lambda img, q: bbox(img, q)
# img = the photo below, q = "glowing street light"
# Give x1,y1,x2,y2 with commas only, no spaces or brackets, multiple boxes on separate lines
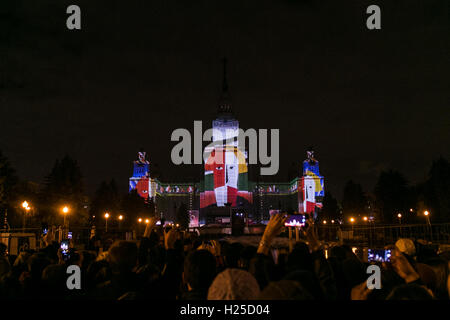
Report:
138,218,142,223
118,215,123,221
424,210,431,226
331,220,335,224
349,217,355,233
145,219,150,224
22,201,30,210
323,220,327,224
363,216,368,222
21,201,31,232
104,213,110,232
61,206,70,228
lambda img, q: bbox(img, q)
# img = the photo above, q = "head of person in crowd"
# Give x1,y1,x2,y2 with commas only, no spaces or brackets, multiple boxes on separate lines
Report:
0,243,11,280
386,283,434,300
239,245,257,270
208,268,260,300
79,250,96,272
423,257,449,299
447,264,450,298
183,249,217,299
286,242,314,274
27,253,51,282
283,270,324,299
183,239,193,253
13,250,32,269
415,262,437,294
416,242,439,263
395,238,416,257
0,243,7,257
222,242,244,269
259,280,314,300
249,252,277,290
108,241,138,274
330,245,358,262
341,256,367,290
41,264,67,298
395,238,419,266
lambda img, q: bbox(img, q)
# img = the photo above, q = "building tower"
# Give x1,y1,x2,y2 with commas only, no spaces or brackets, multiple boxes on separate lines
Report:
129,150,152,199
200,59,252,211
298,148,325,217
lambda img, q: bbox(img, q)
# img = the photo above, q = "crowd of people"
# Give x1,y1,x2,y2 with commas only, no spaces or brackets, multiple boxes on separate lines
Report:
0,213,449,300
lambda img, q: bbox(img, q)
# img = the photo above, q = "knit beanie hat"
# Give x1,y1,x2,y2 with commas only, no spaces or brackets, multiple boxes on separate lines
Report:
207,268,260,300
395,238,416,256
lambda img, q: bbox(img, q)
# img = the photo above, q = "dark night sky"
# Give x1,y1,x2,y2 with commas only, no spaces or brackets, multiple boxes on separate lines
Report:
1,0,449,200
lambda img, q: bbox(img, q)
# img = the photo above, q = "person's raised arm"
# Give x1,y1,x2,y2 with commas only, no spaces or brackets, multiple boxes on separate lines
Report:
390,249,420,284
143,217,158,238
257,213,287,256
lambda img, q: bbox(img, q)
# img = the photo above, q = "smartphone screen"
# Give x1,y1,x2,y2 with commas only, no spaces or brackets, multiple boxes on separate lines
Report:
368,249,391,262
60,241,70,261
284,214,306,227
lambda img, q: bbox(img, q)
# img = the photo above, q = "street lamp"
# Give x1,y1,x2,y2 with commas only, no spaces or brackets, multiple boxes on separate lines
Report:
397,213,402,223
61,206,70,226
138,218,142,223
118,215,123,231
423,210,431,225
323,220,327,224
423,210,432,240
104,213,110,232
22,201,31,232
350,217,355,234
363,216,368,222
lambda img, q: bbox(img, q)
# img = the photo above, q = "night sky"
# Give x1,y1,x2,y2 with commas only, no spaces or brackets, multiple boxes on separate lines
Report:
1,0,449,199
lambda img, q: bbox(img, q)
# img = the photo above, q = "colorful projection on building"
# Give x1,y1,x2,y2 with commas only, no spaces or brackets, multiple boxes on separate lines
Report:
298,149,324,214
129,151,152,199
200,145,252,208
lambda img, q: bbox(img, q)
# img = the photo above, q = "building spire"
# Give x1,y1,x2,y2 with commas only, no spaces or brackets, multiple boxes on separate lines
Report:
222,57,229,92
218,57,233,116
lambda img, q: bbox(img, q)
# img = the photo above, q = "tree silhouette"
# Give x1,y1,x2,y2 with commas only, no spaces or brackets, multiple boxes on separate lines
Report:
0,150,18,210
342,180,367,220
90,179,121,227
374,170,410,224
39,155,87,226
424,157,450,222
321,191,340,221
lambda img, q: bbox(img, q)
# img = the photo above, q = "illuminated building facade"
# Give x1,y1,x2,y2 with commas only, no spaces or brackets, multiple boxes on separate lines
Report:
129,61,325,225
